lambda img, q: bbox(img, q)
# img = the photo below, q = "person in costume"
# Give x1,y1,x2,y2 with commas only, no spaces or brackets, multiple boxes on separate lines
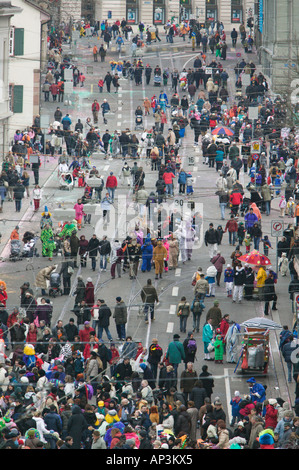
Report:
40,224,55,260
40,206,53,230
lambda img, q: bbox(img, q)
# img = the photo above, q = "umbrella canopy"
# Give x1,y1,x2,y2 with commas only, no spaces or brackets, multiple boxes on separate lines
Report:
241,317,282,330
211,126,235,136
238,250,271,266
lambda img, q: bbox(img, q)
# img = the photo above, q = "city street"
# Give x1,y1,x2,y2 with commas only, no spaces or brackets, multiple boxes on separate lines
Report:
0,29,296,430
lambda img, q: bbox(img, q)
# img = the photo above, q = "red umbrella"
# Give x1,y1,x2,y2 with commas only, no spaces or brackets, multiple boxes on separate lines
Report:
211,126,235,136
238,249,271,266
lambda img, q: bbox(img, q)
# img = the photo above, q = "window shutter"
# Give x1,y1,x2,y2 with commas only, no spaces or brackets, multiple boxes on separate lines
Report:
14,28,24,56
13,85,23,113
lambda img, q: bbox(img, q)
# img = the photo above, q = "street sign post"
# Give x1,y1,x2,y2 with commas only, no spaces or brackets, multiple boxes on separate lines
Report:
271,220,284,277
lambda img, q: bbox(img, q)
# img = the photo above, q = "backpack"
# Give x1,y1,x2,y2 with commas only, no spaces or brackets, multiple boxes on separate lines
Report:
191,299,202,314
186,339,197,353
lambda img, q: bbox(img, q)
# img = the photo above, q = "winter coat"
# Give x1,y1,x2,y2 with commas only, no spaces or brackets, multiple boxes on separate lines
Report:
98,304,112,327
166,339,185,364
67,405,88,449
190,385,207,410
265,404,278,429
175,411,191,435
113,301,127,325
206,307,222,328
35,266,56,289
180,369,198,392
211,254,226,272
84,282,95,307
74,279,86,304
230,396,242,417
234,266,246,285
202,322,214,343
205,228,219,245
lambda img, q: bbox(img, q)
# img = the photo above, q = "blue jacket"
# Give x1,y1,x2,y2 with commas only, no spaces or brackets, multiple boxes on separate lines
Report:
44,411,62,433
230,396,242,417
224,268,234,282
202,323,214,343
244,212,258,228
178,171,187,184
249,382,266,403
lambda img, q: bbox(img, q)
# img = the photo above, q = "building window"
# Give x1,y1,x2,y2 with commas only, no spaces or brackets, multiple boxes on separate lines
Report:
12,85,23,113
14,28,24,56
206,0,217,22
9,28,14,56
154,0,165,24
180,0,191,21
231,0,242,23
127,0,138,24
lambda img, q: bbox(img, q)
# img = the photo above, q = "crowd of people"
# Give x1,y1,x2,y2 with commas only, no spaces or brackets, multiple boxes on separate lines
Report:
1,13,299,451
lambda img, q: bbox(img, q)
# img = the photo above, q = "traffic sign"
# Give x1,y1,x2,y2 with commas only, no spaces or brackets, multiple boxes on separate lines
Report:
236,52,241,57
296,294,299,305
271,220,284,237
250,140,261,154
252,153,259,161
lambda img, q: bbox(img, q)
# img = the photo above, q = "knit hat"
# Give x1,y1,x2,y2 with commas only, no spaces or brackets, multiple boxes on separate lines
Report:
139,363,146,370
116,297,122,302
98,401,105,407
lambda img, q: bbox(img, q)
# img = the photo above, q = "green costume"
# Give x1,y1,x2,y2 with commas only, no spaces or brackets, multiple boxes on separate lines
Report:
214,335,224,362
40,213,53,230
40,227,55,258
58,221,77,238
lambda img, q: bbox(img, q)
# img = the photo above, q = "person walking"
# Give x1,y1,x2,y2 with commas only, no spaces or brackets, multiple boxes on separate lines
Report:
148,338,163,380
98,299,113,341
204,223,219,260
91,100,100,124
141,279,159,324
177,296,191,334
165,334,185,380
113,297,127,341
211,251,226,286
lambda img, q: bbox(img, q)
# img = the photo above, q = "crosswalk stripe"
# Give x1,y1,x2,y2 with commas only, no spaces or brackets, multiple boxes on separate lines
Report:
175,268,181,276
169,305,176,315
166,322,174,333
172,286,179,296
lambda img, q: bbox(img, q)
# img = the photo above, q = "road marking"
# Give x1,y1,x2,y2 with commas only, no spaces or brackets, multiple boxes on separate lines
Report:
193,166,198,172
175,268,181,276
103,165,109,171
117,122,122,127
169,305,176,315
172,286,179,296
118,114,122,119
224,368,233,424
166,322,174,333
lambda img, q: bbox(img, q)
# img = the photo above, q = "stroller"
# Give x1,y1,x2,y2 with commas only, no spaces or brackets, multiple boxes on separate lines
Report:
59,172,74,190
49,272,62,297
154,75,162,87
22,237,39,258
10,240,22,261
135,115,144,130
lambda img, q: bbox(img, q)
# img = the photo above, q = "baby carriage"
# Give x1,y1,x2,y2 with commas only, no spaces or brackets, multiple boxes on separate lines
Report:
22,237,39,258
59,172,74,190
135,115,144,130
10,240,22,261
49,272,62,297
154,75,162,87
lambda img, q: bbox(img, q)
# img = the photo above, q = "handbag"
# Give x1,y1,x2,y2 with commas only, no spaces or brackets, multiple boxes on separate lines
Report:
68,266,74,275
207,339,215,352
177,309,182,317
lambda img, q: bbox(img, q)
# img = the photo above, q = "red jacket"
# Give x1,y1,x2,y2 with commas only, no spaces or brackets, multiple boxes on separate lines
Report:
264,404,278,429
225,219,238,232
26,329,37,344
163,172,175,185
79,326,95,344
0,290,7,307
7,312,18,328
106,175,118,188
92,102,100,112
229,192,243,206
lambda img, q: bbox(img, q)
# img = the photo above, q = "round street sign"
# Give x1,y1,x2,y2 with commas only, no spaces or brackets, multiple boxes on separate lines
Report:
296,294,299,305
236,52,241,57
252,154,259,160
271,220,284,237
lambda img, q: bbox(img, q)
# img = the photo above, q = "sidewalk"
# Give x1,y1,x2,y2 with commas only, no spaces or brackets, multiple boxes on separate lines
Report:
0,155,58,260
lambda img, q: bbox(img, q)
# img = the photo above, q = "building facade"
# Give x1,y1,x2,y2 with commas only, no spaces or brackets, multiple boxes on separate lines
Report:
8,0,50,139
255,0,299,98
0,1,22,156
87,0,255,32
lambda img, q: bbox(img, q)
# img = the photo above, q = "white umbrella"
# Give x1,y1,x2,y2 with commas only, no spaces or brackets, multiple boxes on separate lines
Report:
240,317,282,330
